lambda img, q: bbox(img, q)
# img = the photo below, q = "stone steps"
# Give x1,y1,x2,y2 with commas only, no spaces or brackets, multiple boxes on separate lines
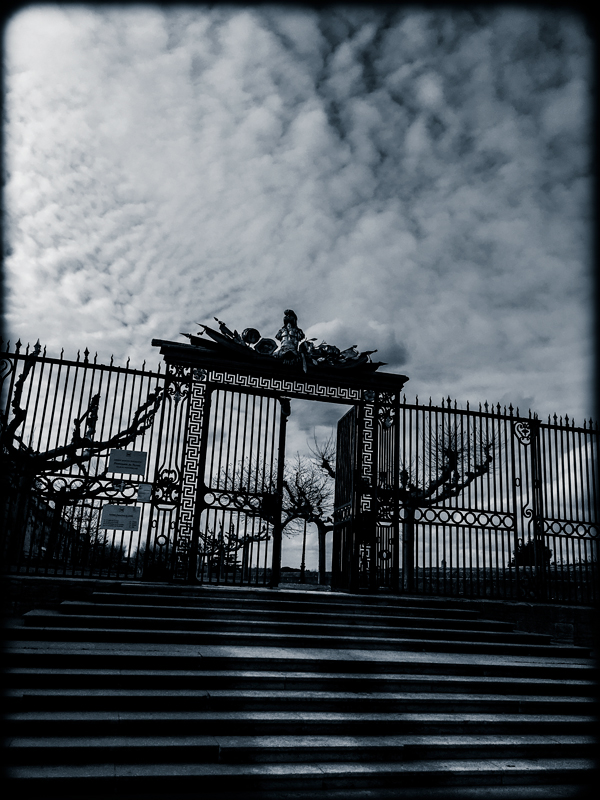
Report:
5,644,591,679
8,710,597,739
4,582,596,797
8,734,596,765
89,590,487,621
59,597,515,631
8,688,594,715
5,667,594,695
23,606,546,643
7,758,596,795
15,618,586,657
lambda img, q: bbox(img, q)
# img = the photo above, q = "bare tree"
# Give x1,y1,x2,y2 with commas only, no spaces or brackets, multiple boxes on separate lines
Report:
1,343,164,564
197,519,271,582
281,453,334,583
309,423,495,591
397,424,496,590
308,431,336,480
214,450,334,584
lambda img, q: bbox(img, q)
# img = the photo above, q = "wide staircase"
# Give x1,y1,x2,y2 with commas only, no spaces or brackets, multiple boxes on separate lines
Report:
4,583,598,798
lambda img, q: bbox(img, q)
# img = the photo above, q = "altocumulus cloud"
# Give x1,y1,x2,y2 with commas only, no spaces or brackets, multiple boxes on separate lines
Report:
3,4,594,425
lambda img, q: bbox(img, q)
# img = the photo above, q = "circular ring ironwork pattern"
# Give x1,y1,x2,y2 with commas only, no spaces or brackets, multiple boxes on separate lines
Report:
545,519,597,538
204,490,262,513
413,506,514,530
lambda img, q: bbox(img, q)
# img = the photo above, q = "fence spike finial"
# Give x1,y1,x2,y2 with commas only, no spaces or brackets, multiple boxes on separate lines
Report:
25,342,30,355
94,352,98,364
497,403,501,414
553,413,558,424
60,348,64,360
516,407,520,417
454,399,457,409
509,403,513,415
83,347,89,364
76,350,80,362
484,400,488,412
15,339,22,354
126,357,130,368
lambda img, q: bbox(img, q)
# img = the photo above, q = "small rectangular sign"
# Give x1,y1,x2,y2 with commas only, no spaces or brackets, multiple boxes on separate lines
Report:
108,449,147,475
137,483,153,502
100,505,141,531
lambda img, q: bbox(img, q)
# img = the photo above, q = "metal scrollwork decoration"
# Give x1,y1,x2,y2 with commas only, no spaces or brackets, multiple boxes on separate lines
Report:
378,392,396,428
153,468,180,505
35,473,139,503
166,364,192,406
182,310,385,375
514,421,531,446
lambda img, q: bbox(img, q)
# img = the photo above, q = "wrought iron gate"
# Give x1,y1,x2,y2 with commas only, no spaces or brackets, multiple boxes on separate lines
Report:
152,320,408,589
332,392,403,593
191,387,289,586
334,396,598,603
4,321,594,602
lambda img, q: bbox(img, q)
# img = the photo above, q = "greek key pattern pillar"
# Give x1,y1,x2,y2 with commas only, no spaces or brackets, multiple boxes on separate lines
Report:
175,369,207,579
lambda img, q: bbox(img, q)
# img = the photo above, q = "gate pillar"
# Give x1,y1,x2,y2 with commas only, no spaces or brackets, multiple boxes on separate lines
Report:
269,398,290,588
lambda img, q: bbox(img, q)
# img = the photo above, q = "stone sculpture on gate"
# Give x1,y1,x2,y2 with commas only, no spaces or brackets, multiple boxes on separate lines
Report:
182,309,384,374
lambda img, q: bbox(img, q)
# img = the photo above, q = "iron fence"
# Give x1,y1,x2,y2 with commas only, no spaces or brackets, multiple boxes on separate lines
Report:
1,340,167,579
376,398,598,604
1,338,597,604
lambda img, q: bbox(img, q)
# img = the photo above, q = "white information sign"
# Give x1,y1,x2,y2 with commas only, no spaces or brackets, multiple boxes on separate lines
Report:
137,483,153,502
108,449,147,475
100,505,141,531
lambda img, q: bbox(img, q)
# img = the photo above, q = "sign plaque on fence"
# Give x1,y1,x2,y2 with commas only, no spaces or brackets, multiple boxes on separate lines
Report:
137,483,153,502
108,449,147,475
100,505,141,531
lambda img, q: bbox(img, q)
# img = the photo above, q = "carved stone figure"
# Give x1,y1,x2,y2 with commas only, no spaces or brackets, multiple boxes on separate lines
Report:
275,309,304,366
183,310,385,374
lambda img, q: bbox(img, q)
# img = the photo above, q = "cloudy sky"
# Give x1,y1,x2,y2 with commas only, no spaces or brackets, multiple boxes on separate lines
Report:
3,3,594,541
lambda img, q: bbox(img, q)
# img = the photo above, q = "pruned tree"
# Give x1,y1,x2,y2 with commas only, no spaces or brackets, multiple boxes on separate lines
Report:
1,342,164,564
196,519,270,581
310,422,496,590
215,449,335,584
308,431,336,480
281,453,334,583
397,424,496,590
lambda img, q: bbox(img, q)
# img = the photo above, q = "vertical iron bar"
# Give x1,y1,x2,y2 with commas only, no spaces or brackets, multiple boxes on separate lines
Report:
269,398,288,588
